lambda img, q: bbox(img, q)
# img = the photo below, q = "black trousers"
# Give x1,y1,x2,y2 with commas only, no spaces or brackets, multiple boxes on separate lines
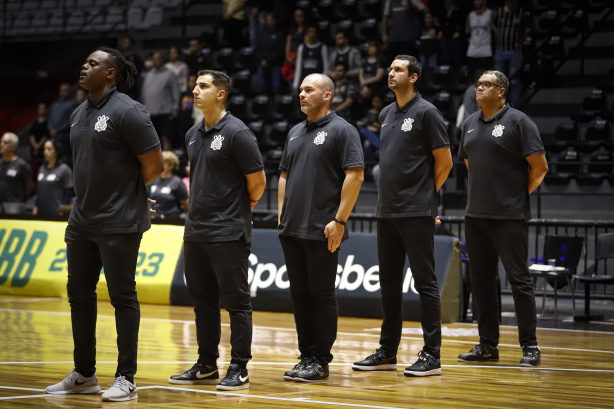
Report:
465,217,537,347
65,225,142,379
279,235,339,365
377,217,442,359
183,239,252,367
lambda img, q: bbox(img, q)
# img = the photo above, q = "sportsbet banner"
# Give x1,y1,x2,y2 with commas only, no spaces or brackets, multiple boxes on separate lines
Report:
0,220,184,304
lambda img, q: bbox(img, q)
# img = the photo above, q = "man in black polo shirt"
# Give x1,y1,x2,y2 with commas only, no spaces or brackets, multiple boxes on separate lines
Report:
169,70,266,391
457,70,548,367
46,47,164,402
0,132,33,213
279,73,364,382
353,55,452,377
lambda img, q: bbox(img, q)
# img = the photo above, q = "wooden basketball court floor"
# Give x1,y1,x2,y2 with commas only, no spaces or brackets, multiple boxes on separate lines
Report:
0,295,612,408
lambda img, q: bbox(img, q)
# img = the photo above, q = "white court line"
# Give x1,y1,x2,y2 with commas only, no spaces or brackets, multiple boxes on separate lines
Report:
0,386,45,392
1,308,613,355
0,361,612,373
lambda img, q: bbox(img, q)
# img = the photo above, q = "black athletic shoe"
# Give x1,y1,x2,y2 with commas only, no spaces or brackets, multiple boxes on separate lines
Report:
352,348,398,371
404,351,441,377
457,344,499,362
520,346,541,367
283,357,311,380
169,363,219,385
293,359,329,382
216,364,249,390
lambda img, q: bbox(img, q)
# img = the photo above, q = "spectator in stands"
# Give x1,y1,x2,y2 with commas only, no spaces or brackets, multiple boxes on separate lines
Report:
166,45,190,92
284,8,307,82
179,75,198,139
358,94,384,162
147,151,189,219
353,55,452,378
34,139,73,216
419,11,443,70
466,0,495,80
278,73,364,382
439,0,466,79
457,70,547,368
293,25,329,94
45,46,163,402
359,41,386,98
330,63,357,122
48,82,78,163
494,0,530,107
382,0,427,62
120,36,144,100
142,51,180,150
0,132,34,213
185,38,214,76
222,0,248,48
328,30,362,81
254,12,285,98
247,0,272,48
29,102,50,179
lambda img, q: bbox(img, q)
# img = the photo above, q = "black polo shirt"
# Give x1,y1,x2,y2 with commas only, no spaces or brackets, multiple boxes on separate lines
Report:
0,157,32,207
68,87,161,234
147,174,188,218
278,111,364,241
377,94,450,218
35,162,73,215
184,113,264,243
458,105,544,220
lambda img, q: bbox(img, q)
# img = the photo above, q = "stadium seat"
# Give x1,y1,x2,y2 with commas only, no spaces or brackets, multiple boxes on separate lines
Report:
357,0,380,19
139,6,162,29
269,119,291,146
562,9,588,38
432,90,454,120
6,0,22,12
572,89,607,122
545,147,582,184
251,95,271,120
227,94,247,119
576,148,613,185
537,9,560,34
552,120,579,149
580,118,611,150
23,0,40,11
127,7,142,29
236,47,254,71
40,0,57,9
232,69,251,95
47,9,63,33
247,119,266,142
95,0,113,7
431,65,453,90
30,11,49,35
76,0,95,8
83,8,104,32
542,35,565,59
130,0,152,7
66,10,85,33
274,94,300,120
215,47,234,72
354,18,378,42
10,12,31,36
105,7,126,30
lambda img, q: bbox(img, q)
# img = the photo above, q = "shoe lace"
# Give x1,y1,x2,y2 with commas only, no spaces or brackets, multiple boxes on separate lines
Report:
64,369,79,383
523,346,539,358
417,350,429,361
187,363,202,374
112,375,129,388
225,365,242,378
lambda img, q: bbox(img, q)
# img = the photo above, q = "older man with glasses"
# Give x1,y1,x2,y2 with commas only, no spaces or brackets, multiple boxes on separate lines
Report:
456,70,548,367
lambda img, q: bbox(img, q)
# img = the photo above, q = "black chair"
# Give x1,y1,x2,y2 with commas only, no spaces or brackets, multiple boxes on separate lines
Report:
573,233,614,321
529,235,583,320
572,89,608,122
576,148,612,185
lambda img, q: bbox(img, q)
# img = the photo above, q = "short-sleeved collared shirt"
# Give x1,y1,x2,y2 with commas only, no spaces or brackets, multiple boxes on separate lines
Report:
35,163,73,215
279,111,364,241
377,94,450,218
184,113,264,243
0,157,32,207
68,87,161,234
147,174,188,218
458,105,545,220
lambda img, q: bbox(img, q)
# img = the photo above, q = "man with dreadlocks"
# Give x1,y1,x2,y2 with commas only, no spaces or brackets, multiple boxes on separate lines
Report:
46,47,164,402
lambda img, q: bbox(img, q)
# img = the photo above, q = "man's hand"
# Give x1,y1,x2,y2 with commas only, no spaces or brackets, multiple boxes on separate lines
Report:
435,216,441,225
148,198,156,215
324,220,344,253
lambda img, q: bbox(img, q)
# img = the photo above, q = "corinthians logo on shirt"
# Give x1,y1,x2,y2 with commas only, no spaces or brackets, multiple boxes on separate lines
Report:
94,115,109,132
492,124,505,137
314,131,327,145
211,134,224,150
401,117,414,132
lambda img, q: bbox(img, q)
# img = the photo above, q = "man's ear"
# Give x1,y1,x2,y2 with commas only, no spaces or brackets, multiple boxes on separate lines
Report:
409,73,418,84
107,67,116,81
217,89,227,101
323,90,332,102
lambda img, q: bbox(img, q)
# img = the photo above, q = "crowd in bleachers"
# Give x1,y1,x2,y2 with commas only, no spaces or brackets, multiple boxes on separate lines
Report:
2,0,613,216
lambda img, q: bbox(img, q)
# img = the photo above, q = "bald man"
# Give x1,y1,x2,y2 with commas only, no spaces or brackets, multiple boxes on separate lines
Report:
278,73,364,382
0,132,33,212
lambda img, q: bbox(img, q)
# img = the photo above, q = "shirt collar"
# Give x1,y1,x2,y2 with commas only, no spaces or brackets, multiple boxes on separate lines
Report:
306,111,336,130
395,93,421,113
479,104,510,123
199,112,232,135
87,87,117,109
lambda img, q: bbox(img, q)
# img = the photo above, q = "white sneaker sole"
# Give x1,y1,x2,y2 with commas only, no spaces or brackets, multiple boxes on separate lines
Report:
168,378,219,385
216,382,249,391
352,364,398,371
404,368,442,377
292,377,329,383
101,392,138,402
46,385,102,395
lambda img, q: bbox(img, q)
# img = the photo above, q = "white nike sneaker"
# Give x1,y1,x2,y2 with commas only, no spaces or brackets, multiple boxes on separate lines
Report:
46,369,101,395
101,375,138,401
216,364,249,390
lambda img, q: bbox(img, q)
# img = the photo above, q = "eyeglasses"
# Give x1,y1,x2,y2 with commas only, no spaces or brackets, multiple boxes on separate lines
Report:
474,81,504,90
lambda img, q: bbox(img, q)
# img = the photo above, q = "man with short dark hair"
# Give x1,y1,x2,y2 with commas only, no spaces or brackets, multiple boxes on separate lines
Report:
169,69,266,391
328,30,361,80
457,70,547,367
279,73,364,382
185,38,214,76
330,63,357,122
293,25,329,94
46,47,164,402
48,82,78,160
0,132,33,213
353,55,452,377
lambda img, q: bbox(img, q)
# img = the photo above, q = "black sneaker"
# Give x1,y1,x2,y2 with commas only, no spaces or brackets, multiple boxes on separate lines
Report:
457,344,499,362
169,363,219,385
216,364,249,390
283,357,311,380
352,348,398,371
293,359,329,382
520,346,541,367
404,350,441,377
